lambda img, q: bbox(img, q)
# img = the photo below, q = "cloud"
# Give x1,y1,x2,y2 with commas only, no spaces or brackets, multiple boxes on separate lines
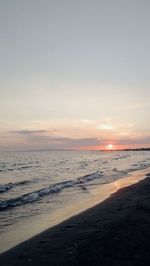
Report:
5,127,150,150
65,137,100,146
10,130,48,134
117,136,150,145
11,128,102,148
80,119,96,124
27,135,101,146
9,128,102,148
10,129,58,135
97,124,115,130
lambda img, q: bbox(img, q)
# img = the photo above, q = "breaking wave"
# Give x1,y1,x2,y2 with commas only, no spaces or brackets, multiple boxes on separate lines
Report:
113,154,131,160
0,165,32,172
0,171,103,211
0,180,30,193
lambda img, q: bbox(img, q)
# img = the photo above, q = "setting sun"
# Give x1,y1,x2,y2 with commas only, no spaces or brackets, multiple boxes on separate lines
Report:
107,144,114,150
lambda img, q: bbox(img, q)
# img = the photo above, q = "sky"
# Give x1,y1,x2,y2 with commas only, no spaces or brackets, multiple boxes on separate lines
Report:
0,0,150,151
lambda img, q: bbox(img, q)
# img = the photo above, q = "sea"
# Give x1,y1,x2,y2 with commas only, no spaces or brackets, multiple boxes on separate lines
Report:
0,150,150,252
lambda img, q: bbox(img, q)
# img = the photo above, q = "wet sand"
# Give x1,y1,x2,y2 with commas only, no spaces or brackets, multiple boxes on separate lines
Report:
1,171,150,265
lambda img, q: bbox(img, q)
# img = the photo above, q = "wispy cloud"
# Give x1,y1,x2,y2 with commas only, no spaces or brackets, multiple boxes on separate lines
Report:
97,124,115,130
8,129,101,149
80,119,96,124
10,130,48,134
23,135,101,147
0,117,149,150
117,136,150,145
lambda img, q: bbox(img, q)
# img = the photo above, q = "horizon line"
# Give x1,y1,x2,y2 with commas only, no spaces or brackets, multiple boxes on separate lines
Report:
1,147,150,153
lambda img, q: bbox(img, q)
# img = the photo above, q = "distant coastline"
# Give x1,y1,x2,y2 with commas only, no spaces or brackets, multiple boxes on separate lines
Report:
100,148,150,152
1,148,150,153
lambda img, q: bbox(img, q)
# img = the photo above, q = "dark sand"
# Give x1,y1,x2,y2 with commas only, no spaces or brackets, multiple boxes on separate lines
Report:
1,173,150,266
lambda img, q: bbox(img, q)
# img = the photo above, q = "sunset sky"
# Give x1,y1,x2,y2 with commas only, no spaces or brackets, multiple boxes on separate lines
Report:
0,0,150,151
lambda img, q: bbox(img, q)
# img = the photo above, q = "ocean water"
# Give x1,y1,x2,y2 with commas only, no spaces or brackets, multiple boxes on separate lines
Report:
0,150,150,251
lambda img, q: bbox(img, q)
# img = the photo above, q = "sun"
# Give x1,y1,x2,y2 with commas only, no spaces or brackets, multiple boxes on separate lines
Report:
106,144,114,150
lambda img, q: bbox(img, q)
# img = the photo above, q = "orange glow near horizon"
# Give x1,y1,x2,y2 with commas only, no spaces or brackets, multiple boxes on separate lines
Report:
106,144,114,150
77,144,131,151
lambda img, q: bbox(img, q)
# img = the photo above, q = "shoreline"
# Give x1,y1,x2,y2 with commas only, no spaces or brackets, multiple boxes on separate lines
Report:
0,168,149,254
0,168,150,264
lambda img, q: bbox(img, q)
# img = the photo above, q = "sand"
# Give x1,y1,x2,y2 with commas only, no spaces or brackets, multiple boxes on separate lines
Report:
1,170,150,265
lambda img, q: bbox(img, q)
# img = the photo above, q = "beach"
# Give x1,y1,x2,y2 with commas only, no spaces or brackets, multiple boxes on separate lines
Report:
1,170,150,266
1,150,150,254
1,1,150,265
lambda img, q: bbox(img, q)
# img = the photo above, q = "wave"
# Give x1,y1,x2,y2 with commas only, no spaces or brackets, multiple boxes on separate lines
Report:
0,180,30,193
0,171,103,211
113,155,131,160
130,162,150,169
0,183,13,193
0,165,32,172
